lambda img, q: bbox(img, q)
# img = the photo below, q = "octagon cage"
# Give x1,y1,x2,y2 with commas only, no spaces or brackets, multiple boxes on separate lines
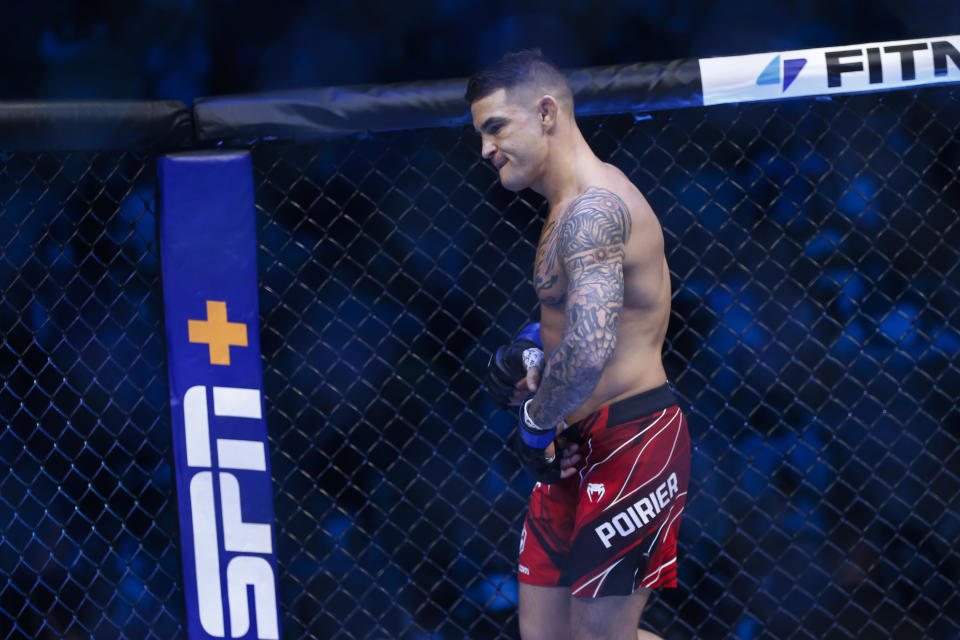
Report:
1,52,958,640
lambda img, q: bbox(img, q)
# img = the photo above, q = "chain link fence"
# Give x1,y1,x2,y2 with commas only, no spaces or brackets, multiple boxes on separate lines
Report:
2,85,959,639
0,151,180,638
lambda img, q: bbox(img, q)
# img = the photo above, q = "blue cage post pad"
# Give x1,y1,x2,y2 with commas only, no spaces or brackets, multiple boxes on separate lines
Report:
159,152,282,640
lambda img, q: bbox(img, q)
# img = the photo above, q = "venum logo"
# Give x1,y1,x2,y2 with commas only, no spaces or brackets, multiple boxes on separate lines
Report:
586,483,606,503
185,385,279,639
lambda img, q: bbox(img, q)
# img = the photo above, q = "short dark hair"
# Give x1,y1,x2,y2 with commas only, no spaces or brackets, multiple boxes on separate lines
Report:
465,49,573,108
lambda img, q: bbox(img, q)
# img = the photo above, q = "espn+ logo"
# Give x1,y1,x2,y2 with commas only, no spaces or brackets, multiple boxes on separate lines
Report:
184,385,279,640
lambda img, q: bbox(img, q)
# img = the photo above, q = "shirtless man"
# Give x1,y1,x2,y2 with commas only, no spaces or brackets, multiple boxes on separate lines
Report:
468,51,691,640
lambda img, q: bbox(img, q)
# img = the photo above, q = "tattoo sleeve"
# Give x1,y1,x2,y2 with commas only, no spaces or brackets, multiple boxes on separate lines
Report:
527,187,631,428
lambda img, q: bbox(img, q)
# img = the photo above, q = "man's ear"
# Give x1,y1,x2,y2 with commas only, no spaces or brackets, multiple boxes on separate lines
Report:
537,95,560,131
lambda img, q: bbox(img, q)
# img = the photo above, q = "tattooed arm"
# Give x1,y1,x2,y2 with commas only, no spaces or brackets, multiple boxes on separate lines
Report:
526,188,631,429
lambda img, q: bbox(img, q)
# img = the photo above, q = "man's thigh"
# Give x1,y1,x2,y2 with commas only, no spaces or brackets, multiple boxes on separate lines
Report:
518,583,571,640
569,588,652,640
519,584,655,640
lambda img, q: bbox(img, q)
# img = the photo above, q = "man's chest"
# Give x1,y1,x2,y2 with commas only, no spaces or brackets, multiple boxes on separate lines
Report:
533,218,567,307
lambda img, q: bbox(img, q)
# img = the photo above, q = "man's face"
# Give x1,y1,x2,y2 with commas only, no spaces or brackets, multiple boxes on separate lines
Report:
470,88,547,192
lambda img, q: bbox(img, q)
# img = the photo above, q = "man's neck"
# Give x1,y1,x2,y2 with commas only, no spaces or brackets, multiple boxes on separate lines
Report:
534,128,597,207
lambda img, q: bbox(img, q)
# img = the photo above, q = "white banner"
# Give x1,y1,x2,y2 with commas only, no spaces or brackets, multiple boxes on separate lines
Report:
699,36,960,106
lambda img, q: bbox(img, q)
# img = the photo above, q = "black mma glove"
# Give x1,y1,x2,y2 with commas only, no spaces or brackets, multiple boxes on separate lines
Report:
514,427,562,484
514,399,561,484
485,323,543,408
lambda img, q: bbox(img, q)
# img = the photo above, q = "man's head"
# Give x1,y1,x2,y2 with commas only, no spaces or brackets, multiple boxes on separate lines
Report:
466,50,574,192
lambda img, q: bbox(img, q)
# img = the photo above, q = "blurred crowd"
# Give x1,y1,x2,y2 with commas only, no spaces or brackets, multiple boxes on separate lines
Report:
2,0,956,102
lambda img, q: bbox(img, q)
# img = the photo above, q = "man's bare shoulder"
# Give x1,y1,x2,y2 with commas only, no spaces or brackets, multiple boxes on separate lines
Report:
599,164,657,224
556,186,632,260
561,164,655,221
602,167,663,251
557,172,660,263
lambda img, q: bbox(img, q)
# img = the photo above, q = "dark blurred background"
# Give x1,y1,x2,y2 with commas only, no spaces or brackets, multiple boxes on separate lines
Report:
2,4,960,640
3,0,959,102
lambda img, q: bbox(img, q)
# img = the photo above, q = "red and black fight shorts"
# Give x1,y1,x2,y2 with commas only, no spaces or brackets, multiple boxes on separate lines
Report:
518,384,690,598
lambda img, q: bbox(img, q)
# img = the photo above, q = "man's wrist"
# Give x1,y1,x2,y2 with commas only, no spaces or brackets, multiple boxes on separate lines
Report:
521,400,552,432
519,400,557,448
525,398,556,431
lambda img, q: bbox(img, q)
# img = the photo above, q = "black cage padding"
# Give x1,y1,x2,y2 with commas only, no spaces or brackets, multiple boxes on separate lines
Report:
0,101,192,151
193,58,702,142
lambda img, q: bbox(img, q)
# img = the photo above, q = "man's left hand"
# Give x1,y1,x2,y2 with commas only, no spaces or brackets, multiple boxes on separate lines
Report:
514,436,581,483
515,400,582,482
551,437,581,480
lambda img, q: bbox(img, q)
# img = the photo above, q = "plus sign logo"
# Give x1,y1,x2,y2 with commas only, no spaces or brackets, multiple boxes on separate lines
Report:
189,300,249,365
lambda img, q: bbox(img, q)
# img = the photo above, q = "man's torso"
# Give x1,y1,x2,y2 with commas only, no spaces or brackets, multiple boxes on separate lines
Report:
534,163,671,424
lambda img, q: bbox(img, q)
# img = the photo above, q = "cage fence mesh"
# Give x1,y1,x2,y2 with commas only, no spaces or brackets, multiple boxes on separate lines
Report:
1,85,959,640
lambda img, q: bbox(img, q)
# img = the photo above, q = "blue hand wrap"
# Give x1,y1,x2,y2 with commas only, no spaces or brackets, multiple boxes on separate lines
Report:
520,426,557,449
519,400,556,448
515,322,542,348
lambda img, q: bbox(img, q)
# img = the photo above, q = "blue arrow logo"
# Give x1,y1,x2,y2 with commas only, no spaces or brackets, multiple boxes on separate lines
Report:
782,58,806,90
756,55,808,91
757,55,781,86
